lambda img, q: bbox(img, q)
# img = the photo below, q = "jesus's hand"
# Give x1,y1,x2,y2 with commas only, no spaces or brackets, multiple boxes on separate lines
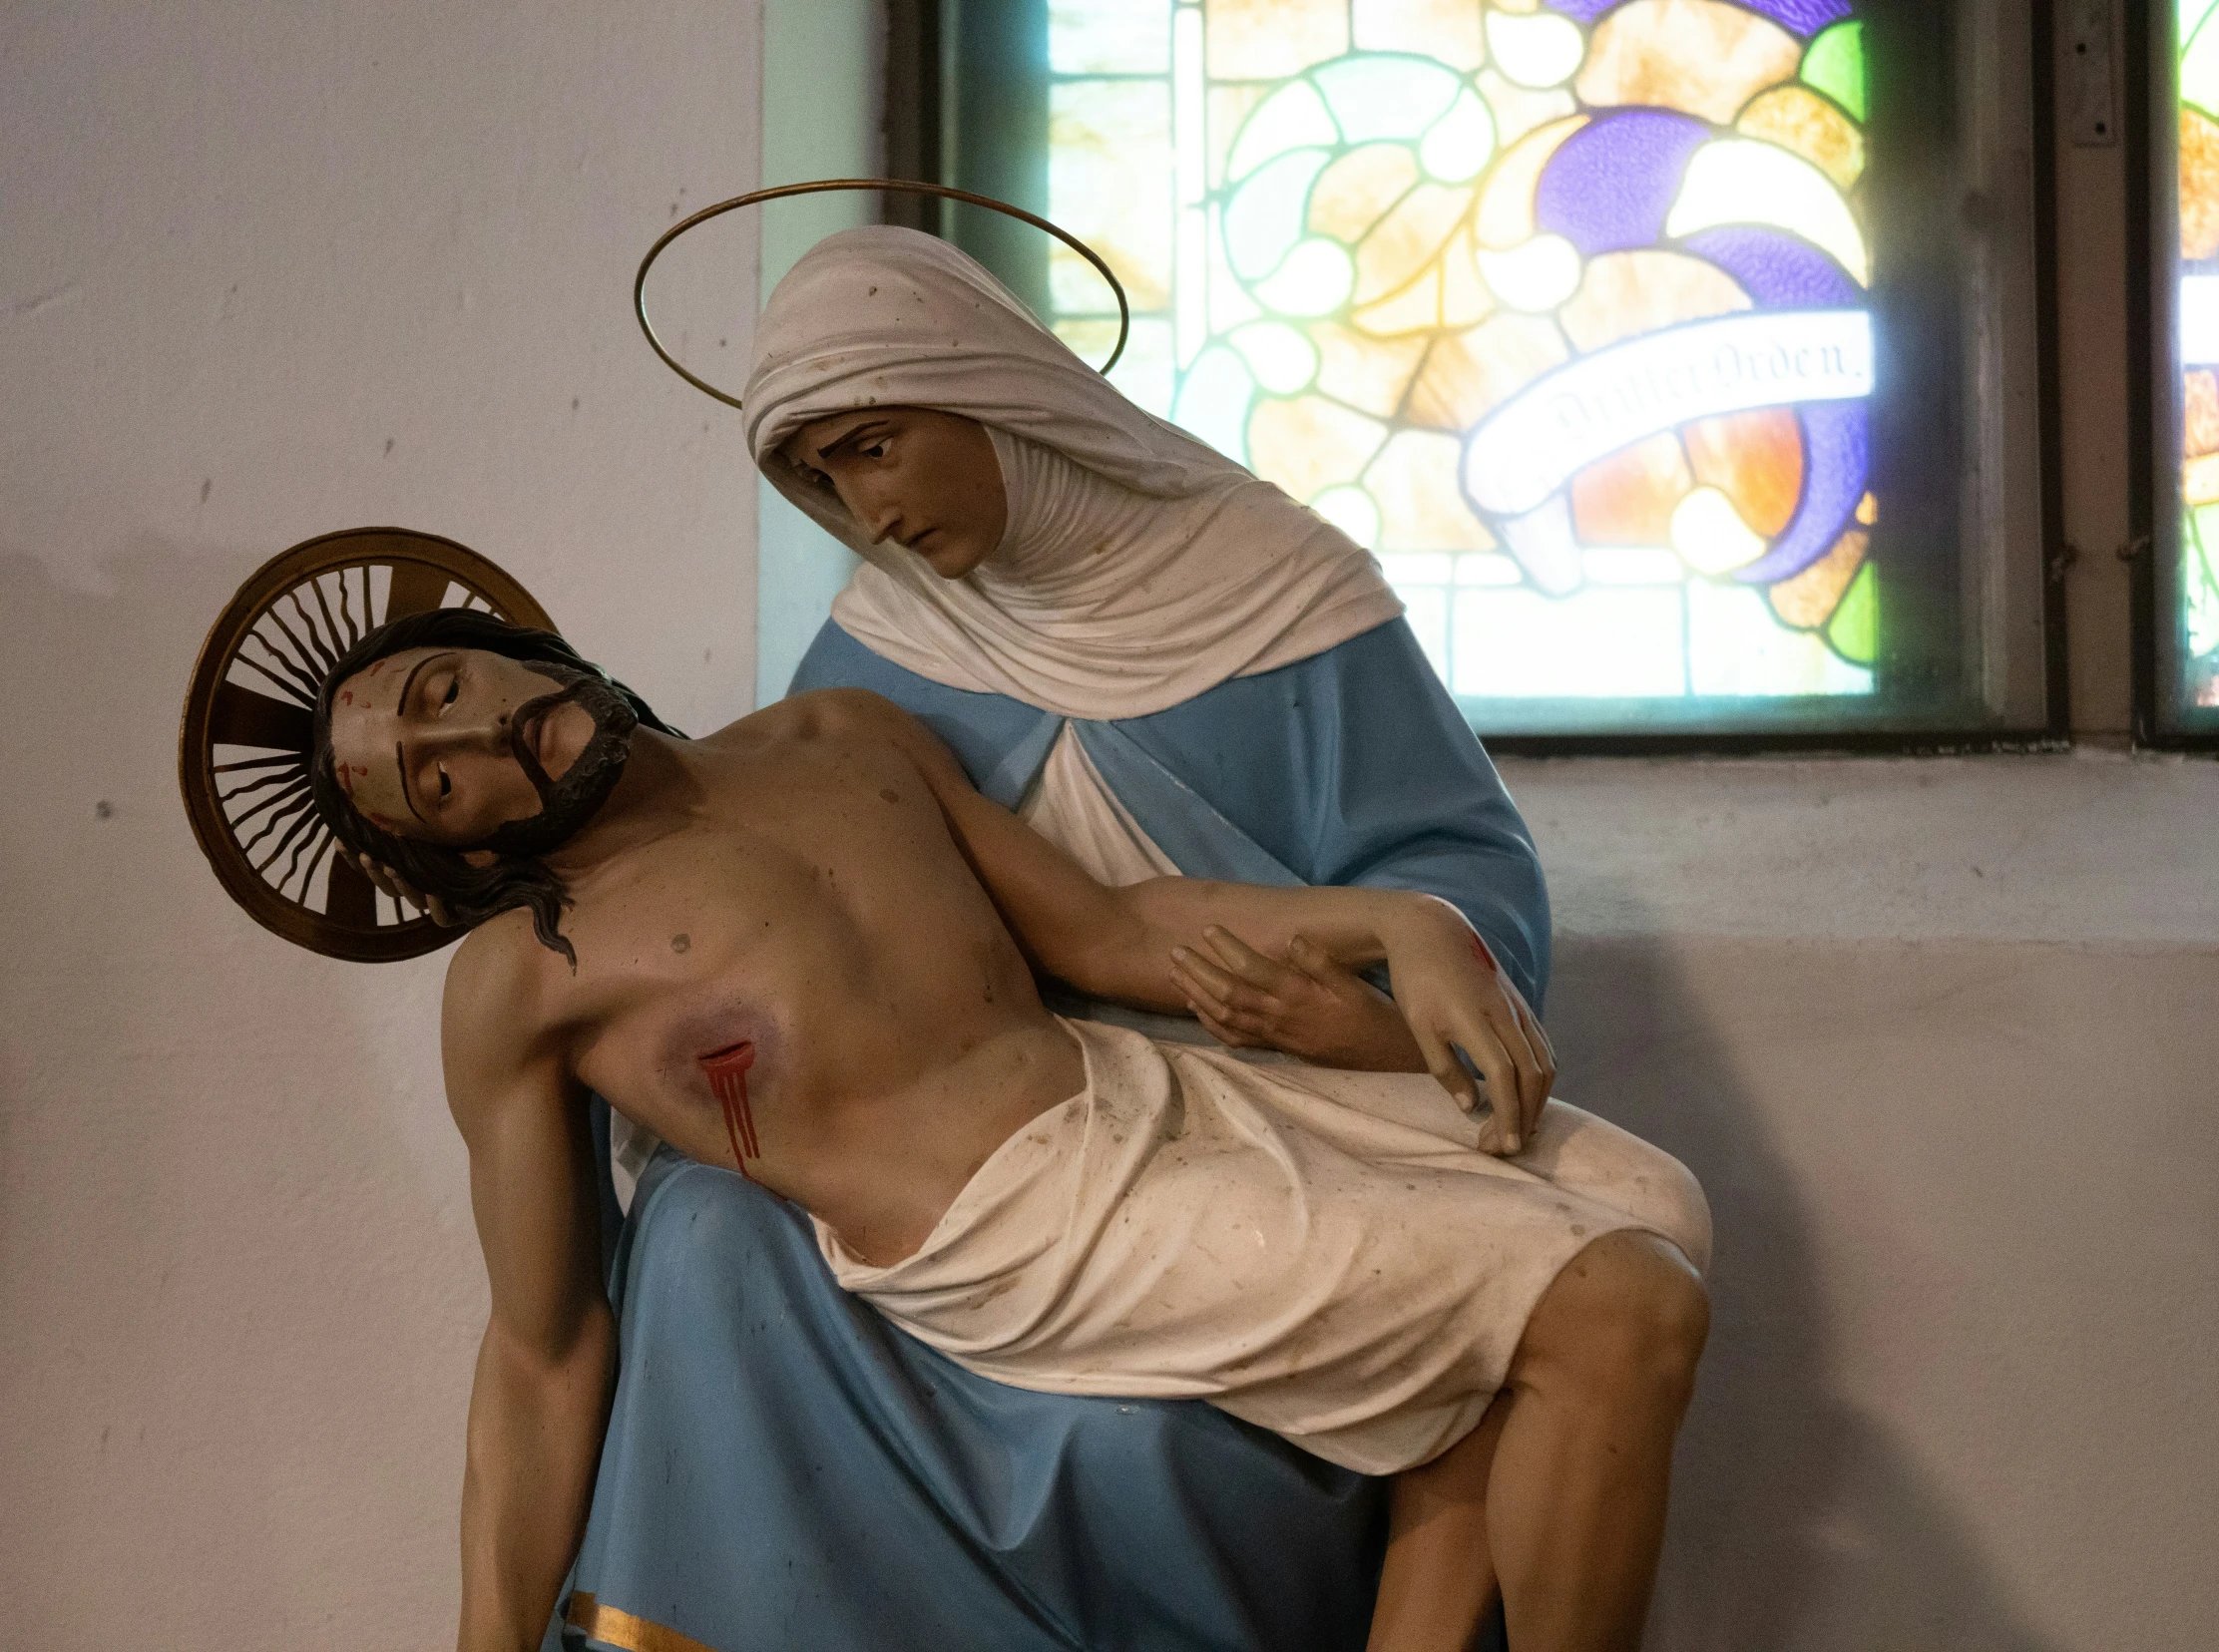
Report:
1372,897,1554,1154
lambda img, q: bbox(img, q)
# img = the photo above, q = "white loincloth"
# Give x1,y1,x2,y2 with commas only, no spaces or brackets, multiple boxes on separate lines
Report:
818,1019,1710,1475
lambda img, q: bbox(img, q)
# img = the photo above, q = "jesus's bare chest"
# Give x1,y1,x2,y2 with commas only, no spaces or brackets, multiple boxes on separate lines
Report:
555,738,1045,1144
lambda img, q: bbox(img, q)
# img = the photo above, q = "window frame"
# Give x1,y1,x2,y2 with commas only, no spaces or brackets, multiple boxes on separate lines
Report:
888,0,2070,755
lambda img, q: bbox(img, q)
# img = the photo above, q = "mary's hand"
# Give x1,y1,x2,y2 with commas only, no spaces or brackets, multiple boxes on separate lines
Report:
1169,927,1429,1073
355,853,459,927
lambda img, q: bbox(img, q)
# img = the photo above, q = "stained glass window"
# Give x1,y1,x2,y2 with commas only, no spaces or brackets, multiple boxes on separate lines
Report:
937,0,2049,735
2169,1,2219,732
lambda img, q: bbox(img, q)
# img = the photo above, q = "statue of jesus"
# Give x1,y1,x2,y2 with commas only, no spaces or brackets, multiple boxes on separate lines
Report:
313,606,1708,1652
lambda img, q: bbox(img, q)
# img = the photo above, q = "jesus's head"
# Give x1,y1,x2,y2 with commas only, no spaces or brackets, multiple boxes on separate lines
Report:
308,609,674,963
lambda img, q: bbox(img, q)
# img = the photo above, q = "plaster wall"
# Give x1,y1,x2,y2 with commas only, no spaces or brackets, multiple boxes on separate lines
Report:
3,8,2213,1652
0,3,757,1645
1504,755,2219,1652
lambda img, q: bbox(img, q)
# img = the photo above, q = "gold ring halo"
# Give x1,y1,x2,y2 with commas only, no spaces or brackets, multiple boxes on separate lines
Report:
178,528,556,962
634,178,1131,410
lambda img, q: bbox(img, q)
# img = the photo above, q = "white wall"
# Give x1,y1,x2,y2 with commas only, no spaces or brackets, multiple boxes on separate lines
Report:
0,4,757,1645
751,0,878,706
1507,754,2219,1652
6,7,2215,1652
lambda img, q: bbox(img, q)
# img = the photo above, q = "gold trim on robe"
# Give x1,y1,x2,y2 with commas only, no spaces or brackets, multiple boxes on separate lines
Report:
565,1591,721,1652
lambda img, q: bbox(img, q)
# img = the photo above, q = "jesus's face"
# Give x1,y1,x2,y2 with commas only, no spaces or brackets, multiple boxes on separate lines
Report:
325,646,599,847
781,406,1007,579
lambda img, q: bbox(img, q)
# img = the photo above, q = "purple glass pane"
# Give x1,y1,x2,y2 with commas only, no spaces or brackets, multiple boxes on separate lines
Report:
1677,225,1862,308
1735,401,1868,584
1535,112,1711,257
1543,0,1852,36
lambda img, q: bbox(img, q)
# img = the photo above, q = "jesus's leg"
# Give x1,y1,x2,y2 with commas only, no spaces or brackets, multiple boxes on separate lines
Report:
1365,1391,1509,1652
1488,1230,1708,1650
1365,1229,1707,1652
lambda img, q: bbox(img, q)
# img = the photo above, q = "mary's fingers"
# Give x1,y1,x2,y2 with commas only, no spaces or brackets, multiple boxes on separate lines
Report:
1285,934,1332,986
1189,1001,1260,1048
1171,960,1273,1035
1172,946,1281,1018
1285,934,1361,991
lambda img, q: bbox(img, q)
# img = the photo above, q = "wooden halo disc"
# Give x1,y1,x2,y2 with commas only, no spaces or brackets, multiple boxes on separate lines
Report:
178,528,556,962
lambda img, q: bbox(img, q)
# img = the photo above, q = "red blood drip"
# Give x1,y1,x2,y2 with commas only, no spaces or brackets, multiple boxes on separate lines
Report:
1468,932,1499,975
699,1041,758,1180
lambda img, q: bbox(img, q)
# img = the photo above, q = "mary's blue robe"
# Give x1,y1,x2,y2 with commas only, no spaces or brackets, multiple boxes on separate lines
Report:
549,618,1544,1651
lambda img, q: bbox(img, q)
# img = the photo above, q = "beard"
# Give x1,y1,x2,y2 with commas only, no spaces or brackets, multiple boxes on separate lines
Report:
465,666,641,860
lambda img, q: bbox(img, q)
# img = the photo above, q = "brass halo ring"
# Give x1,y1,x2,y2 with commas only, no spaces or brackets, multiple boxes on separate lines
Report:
178,528,556,963
634,178,1131,410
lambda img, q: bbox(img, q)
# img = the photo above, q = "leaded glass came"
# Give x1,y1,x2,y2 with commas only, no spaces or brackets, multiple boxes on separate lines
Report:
1041,0,1880,705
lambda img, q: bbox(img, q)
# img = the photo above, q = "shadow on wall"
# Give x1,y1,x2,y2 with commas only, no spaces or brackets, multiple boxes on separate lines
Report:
1549,924,2061,1652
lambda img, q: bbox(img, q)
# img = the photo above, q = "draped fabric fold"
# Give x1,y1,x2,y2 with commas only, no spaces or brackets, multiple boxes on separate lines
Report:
742,226,1405,720
788,618,1553,1013
548,1148,1389,1652
559,219,1542,1652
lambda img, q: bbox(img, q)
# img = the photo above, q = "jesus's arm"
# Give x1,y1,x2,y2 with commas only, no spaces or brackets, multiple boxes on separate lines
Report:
442,929,616,1652
829,690,1555,1149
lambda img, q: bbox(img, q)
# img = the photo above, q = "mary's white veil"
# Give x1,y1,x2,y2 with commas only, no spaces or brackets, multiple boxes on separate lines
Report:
743,226,1402,720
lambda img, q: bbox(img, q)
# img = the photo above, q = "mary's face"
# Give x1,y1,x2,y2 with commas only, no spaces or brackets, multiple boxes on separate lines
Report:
781,407,1008,579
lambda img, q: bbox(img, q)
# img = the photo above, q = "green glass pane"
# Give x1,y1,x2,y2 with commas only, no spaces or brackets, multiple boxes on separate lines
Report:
1226,78,1339,183
1173,342,1257,462
2189,504,2219,659
2186,0,2219,49
1225,149,1331,280
1051,0,1171,73
1801,22,1867,122
1825,559,1878,665
2186,19,2219,122
1313,55,1462,144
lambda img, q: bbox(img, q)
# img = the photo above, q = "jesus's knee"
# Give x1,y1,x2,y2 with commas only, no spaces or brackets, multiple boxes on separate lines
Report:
1516,1231,1709,1410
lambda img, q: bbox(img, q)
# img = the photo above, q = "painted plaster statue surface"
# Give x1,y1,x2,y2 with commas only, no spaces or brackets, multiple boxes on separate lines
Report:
307,610,1707,1652
555,227,1575,1649
822,1015,1704,1474
751,226,1552,1007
